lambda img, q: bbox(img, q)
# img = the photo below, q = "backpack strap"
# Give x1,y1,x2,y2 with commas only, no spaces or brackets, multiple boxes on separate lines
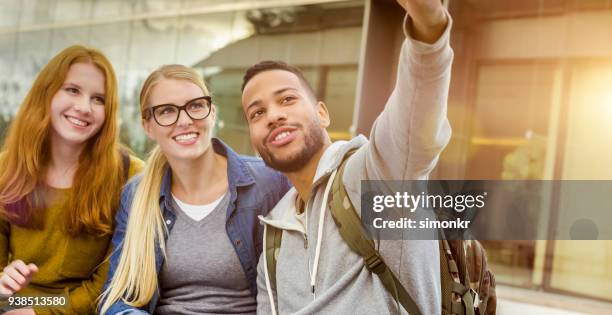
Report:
328,152,423,315
264,224,283,292
263,224,283,315
120,149,131,181
262,150,424,315
440,230,478,315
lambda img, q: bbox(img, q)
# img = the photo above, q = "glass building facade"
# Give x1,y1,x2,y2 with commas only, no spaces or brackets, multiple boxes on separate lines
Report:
2,0,612,310
0,0,364,155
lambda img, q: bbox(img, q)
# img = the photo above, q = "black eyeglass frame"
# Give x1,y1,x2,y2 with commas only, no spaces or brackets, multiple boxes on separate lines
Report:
144,96,212,126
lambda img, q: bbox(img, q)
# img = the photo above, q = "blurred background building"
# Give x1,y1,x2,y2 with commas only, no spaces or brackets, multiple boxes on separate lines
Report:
1,0,612,312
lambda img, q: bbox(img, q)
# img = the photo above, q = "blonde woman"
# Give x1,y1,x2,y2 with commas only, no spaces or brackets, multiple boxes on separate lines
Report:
99,65,290,314
0,45,143,315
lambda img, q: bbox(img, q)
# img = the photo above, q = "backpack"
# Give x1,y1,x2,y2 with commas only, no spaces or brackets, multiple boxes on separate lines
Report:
264,153,496,315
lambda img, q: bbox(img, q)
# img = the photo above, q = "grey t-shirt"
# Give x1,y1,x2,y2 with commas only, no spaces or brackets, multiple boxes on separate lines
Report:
155,193,256,315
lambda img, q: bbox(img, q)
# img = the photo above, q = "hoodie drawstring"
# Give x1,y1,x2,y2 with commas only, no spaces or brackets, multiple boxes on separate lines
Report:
264,167,340,313
310,168,338,297
262,224,279,315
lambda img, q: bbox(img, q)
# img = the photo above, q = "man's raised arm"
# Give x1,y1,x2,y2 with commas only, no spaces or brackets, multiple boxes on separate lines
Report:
358,0,453,181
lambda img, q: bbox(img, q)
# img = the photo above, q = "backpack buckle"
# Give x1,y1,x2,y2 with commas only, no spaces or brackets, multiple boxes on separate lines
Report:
364,253,386,274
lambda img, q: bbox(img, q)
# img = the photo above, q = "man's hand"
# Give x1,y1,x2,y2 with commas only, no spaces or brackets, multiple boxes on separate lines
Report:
397,0,448,44
0,260,38,296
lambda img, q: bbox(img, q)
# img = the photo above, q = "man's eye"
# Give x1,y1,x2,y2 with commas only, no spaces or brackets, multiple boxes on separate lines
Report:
250,109,264,120
281,96,296,104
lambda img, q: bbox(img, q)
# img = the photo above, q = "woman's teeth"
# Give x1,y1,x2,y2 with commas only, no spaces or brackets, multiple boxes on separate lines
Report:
275,131,291,141
174,133,198,141
67,116,88,127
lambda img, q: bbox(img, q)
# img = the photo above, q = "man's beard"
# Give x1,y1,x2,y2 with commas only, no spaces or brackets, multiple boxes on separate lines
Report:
257,120,325,173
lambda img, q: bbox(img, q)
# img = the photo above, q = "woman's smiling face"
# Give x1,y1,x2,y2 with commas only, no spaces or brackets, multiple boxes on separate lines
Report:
142,78,215,162
49,62,106,148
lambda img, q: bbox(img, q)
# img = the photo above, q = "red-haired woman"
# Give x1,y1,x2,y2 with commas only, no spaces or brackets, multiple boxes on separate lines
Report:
0,45,143,315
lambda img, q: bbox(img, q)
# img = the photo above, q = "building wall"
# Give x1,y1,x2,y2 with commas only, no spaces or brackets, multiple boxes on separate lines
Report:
439,4,612,301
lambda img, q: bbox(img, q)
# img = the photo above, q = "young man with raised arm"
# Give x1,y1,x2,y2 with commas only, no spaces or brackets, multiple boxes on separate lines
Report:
241,0,452,313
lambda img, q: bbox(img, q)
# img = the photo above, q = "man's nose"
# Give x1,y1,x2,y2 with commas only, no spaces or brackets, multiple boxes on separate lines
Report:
266,105,288,127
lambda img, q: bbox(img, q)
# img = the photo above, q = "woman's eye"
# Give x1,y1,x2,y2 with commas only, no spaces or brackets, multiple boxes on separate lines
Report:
92,97,105,105
65,87,79,94
160,107,176,115
188,102,205,111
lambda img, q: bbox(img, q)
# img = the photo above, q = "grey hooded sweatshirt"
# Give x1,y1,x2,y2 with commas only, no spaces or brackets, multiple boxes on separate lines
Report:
256,13,454,315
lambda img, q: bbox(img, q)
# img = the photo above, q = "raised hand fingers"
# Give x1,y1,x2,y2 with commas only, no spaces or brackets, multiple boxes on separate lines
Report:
4,266,28,284
11,260,35,279
0,260,38,296
26,263,39,275
0,272,21,294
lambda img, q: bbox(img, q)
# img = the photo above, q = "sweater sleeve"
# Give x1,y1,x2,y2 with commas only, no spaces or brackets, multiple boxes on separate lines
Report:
341,11,453,315
349,12,453,182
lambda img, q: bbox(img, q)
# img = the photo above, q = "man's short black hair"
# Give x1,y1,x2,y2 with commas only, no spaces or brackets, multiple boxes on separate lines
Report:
241,60,316,100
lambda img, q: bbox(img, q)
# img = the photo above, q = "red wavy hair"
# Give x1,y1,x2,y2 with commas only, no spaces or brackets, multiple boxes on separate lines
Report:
0,45,125,236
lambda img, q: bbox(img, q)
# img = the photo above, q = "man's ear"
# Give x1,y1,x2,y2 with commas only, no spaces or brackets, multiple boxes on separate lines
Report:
141,118,155,140
316,101,331,128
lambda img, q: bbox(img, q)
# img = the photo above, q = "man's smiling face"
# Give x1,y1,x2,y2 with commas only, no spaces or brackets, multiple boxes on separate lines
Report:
241,69,330,173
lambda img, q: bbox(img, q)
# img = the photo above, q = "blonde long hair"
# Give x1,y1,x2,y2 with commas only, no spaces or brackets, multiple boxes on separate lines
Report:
0,45,124,236
99,65,211,313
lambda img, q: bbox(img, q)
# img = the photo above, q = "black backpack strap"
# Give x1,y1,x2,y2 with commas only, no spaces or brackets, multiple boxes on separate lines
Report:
328,152,423,315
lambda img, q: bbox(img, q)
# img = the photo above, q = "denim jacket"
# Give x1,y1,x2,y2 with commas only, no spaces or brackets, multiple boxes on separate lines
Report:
101,139,290,314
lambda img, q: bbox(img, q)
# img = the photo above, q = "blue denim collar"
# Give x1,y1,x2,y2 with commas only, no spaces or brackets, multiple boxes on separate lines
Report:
158,138,255,210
